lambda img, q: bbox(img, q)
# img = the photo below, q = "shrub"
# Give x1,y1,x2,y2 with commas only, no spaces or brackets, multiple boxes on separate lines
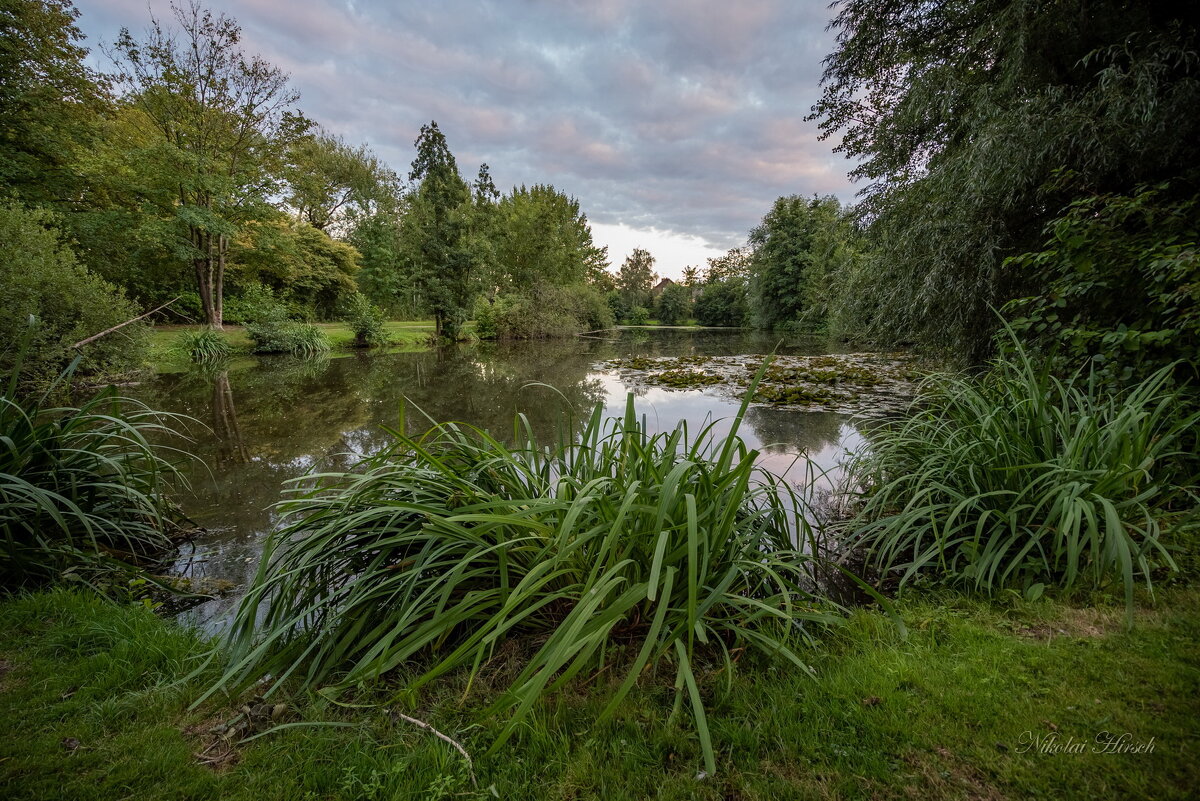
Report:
474,284,613,340
694,280,748,327
655,283,692,325
1005,183,1200,386
342,292,388,348
847,335,1198,615
246,320,330,356
223,283,283,325
215,379,851,774
0,354,186,590
174,328,232,362
0,202,147,389
628,305,650,325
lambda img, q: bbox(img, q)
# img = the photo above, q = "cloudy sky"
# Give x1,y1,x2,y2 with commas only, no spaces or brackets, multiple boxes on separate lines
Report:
75,0,855,279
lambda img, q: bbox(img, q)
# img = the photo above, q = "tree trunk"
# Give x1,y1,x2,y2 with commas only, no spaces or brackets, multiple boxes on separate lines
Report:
214,233,226,329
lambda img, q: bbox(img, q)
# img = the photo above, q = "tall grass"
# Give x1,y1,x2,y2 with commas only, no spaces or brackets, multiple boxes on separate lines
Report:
213,370,848,774
175,328,233,362
0,356,189,590
846,339,1197,613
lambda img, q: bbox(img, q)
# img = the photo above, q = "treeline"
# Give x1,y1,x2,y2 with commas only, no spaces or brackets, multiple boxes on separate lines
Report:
708,1,1198,389
1,0,616,382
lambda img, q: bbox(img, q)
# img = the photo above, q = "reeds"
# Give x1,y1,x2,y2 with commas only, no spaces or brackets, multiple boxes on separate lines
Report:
215,368,847,774
846,338,1197,613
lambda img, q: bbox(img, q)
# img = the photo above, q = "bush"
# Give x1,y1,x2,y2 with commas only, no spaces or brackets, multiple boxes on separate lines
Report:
627,305,650,325
215,383,849,775
0,354,186,590
694,280,748,327
474,284,613,340
174,328,232,362
0,203,147,389
655,283,692,325
223,283,283,325
246,320,330,356
1005,183,1200,386
847,334,1198,615
342,292,388,348
239,283,330,356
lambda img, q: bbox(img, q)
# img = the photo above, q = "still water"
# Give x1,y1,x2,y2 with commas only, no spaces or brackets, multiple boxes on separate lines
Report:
132,328,867,630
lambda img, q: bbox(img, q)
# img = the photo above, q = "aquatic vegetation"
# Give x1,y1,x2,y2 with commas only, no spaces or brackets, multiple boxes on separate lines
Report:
847,340,1198,615
214,373,855,775
753,384,839,405
649,369,724,388
174,328,233,362
0,359,188,590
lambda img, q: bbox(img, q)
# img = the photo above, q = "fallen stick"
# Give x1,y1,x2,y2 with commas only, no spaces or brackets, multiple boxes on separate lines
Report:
390,709,477,786
69,296,182,350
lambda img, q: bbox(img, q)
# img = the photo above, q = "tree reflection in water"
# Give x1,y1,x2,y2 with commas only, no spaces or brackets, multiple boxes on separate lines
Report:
131,329,874,631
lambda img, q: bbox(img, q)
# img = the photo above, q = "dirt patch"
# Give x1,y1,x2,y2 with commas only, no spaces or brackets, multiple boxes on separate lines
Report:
895,746,1008,801
1016,607,1125,641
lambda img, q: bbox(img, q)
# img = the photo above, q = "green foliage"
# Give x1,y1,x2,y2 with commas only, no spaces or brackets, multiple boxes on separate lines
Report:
627,305,650,325
229,219,360,319
1005,182,1199,385
403,121,475,340
748,195,859,332
216,388,846,776
473,284,613,340
283,127,401,232
0,202,147,387
174,328,231,362
492,184,609,291
0,353,184,590
245,320,330,357
108,3,310,326
655,282,691,325
0,0,106,205
811,1,1200,359
848,335,1198,615
694,280,748,327
616,248,656,310
342,292,388,348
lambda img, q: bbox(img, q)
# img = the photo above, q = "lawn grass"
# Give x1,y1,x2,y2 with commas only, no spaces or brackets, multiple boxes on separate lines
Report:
147,321,440,372
1,587,1195,800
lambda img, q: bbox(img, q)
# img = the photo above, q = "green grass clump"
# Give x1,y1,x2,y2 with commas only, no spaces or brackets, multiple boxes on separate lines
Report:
215,379,848,775
245,320,331,357
0,360,187,589
174,327,233,362
848,339,1198,613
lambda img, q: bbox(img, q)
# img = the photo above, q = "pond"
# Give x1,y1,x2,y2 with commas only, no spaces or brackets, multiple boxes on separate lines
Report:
132,328,879,631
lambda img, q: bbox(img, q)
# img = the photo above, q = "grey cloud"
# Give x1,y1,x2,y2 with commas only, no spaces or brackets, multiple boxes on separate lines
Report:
76,0,856,251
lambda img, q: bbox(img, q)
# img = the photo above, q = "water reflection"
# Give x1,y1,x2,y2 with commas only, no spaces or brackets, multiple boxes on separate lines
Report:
132,329,866,630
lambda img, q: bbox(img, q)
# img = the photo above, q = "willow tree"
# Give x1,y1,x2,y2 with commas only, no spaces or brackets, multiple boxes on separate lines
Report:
108,1,309,327
811,0,1200,360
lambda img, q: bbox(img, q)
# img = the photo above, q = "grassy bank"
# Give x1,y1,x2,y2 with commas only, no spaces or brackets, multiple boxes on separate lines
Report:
147,321,440,372
1,588,1195,800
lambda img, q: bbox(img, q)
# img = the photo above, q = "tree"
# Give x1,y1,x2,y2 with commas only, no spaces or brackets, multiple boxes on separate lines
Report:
703,247,750,284
493,184,607,292
694,280,748,327
748,195,855,331
681,266,700,287
108,1,310,328
810,0,1200,360
656,283,691,326
0,0,106,204
616,247,656,310
284,129,401,234
0,202,146,387
402,120,473,339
